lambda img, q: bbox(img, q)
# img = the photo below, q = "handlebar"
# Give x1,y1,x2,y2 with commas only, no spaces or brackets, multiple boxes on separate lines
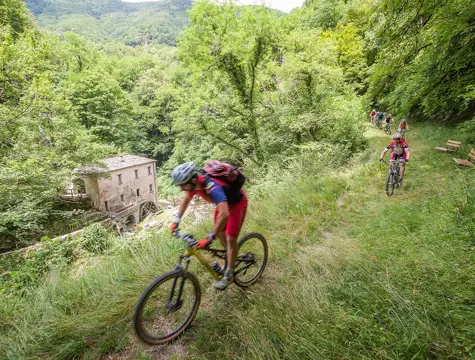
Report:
172,229,197,247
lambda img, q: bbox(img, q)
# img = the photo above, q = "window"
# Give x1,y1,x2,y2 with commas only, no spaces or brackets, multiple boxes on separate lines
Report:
117,174,122,185
149,184,153,193
135,169,139,179
148,166,152,175
105,201,109,211
120,194,124,202
136,189,140,197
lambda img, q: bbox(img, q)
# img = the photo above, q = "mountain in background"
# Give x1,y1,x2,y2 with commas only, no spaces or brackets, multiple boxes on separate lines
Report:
24,0,192,46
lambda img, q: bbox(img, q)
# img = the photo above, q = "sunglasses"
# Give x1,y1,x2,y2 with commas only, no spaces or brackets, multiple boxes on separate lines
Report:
179,181,191,189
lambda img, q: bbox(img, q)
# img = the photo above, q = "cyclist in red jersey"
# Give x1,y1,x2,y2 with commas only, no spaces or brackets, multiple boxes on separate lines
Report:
370,109,376,123
169,162,247,290
379,133,411,185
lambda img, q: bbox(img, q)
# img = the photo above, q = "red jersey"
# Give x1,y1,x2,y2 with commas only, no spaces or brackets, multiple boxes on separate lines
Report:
386,140,409,155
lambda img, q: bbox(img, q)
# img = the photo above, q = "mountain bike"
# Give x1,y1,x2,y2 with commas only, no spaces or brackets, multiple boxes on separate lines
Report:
133,230,268,345
381,160,401,196
383,122,392,135
397,128,408,140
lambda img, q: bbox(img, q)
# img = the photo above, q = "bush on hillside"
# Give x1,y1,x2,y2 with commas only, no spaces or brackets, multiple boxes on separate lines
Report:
77,223,112,254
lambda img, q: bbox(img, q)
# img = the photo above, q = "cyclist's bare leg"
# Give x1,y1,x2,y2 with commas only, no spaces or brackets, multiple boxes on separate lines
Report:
216,231,238,273
216,230,226,248
226,235,238,272
400,162,405,181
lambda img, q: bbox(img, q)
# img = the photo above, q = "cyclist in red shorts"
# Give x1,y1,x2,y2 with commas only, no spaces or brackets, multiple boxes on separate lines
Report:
379,133,411,185
169,162,247,290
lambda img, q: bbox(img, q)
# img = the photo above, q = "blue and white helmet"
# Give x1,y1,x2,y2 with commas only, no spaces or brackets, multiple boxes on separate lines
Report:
171,162,197,185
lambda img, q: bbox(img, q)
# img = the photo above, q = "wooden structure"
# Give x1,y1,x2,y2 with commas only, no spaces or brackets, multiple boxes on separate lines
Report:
435,140,462,152
453,148,475,167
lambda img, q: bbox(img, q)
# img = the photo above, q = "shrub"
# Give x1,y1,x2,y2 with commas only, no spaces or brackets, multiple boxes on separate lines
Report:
77,223,112,254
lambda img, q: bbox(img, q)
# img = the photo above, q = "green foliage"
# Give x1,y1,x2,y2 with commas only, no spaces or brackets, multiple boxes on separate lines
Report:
172,1,364,168
364,0,475,121
67,69,137,148
0,0,32,36
77,223,111,254
458,118,475,144
0,236,76,295
25,0,192,46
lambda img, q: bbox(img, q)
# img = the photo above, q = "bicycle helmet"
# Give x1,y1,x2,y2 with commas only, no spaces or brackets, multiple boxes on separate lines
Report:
392,133,402,140
401,119,407,123
171,162,197,185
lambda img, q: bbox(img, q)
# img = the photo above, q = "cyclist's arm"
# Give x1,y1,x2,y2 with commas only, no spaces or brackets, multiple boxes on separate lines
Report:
380,148,389,159
178,193,193,217
404,148,411,161
212,201,230,236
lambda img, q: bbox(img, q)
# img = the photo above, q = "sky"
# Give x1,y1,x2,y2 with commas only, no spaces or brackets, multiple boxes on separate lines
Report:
121,0,306,13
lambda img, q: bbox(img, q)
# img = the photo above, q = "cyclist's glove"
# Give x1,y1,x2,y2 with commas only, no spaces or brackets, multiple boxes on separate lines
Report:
170,213,182,235
195,233,216,249
379,158,384,162
170,222,179,235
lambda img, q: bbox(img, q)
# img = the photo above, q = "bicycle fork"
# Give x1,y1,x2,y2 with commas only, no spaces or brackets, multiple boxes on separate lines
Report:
166,257,190,313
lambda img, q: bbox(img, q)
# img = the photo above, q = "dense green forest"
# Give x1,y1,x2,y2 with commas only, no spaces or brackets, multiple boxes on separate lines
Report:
25,0,192,45
0,0,474,358
1,0,474,248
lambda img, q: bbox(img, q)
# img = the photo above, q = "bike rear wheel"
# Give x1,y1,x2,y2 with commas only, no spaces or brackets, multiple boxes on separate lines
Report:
234,232,268,288
386,171,395,196
133,269,201,345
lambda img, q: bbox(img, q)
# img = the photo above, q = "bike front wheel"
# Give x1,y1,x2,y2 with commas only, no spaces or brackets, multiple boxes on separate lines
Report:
234,232,268,288
133,269,201,345
386,171,395,196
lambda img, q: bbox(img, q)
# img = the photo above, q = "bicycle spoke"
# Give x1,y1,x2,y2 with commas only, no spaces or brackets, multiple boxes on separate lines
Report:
134,271,201,344
234,233,268,287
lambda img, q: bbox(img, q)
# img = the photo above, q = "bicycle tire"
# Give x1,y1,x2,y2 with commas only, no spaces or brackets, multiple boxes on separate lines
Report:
386,171,395,196
234,232,268,288
133,269,201,345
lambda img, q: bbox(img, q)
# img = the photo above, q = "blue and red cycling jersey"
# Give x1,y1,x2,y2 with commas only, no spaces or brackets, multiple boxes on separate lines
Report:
187,175,244,206
187,175,247,237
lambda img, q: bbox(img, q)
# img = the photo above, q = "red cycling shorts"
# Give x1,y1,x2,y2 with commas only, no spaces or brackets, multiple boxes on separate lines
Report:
214,193,248,237
390,152,407,162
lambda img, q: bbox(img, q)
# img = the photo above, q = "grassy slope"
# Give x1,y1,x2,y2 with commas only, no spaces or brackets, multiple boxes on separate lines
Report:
0,124,473,359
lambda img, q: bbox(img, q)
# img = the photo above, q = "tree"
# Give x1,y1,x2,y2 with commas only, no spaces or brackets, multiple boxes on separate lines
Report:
176,1,282,164
67,69,138,149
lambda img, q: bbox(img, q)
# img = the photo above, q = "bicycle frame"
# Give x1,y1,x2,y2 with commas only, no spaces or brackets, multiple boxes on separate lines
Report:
177,246,226,280
175,232,256,281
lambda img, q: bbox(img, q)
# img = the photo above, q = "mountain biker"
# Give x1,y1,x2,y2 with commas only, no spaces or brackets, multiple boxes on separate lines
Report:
370,109,376,123
384,114,393,133
169,162,248,290
379,133,411,186
397,119,409,138
376,112,385,127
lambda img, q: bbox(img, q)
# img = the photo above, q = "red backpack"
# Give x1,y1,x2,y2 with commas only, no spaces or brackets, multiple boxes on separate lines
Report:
200,160,246,189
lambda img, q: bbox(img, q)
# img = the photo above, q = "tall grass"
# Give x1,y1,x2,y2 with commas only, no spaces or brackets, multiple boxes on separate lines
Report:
0,124,473,359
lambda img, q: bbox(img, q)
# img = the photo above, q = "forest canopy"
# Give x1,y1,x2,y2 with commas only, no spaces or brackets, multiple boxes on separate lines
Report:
1,0,474,250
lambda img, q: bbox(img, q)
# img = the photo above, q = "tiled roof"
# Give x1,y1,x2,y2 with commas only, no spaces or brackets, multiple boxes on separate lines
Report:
75,155,155,174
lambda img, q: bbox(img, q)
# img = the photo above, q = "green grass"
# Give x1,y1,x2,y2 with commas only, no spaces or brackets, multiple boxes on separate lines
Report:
0,124,473,359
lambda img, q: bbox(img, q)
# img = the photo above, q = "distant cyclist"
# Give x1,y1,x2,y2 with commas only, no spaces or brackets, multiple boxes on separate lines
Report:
379,133,411,186
170,162,248,290
376,112,385,128
370,109,377,123
384,114,393,133
397,119,409,139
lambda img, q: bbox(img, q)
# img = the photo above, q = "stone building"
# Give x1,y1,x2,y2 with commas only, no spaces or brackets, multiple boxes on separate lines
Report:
75,155,158,214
